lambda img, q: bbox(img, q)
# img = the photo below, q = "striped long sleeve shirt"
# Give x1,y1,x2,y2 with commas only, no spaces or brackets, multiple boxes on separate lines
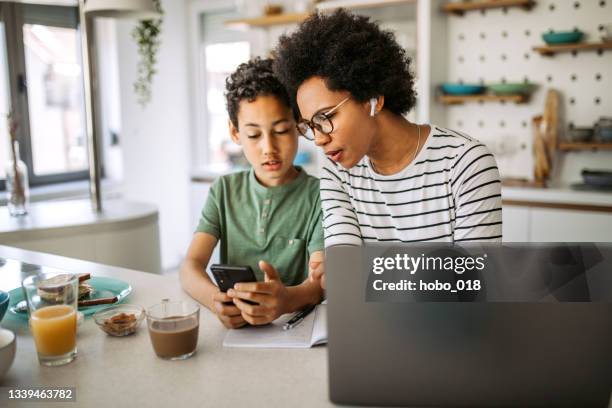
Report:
320,125,502,247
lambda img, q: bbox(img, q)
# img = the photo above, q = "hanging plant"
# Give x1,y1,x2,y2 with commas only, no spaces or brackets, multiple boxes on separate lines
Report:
132,0,164,107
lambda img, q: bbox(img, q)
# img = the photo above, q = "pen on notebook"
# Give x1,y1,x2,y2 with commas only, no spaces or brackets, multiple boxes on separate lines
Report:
283,304,316,331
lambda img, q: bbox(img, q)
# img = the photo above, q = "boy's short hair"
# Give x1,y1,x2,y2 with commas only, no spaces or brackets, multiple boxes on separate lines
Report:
225,57,296,129
273,9,417,116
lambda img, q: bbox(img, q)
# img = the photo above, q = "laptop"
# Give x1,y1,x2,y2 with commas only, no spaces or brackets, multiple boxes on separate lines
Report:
326,244,612,407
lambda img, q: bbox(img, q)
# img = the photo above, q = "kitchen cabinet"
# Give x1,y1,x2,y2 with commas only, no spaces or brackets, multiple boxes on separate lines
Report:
502,204,612,242
501,206,530,241
529,207,612,242
502,186,612,242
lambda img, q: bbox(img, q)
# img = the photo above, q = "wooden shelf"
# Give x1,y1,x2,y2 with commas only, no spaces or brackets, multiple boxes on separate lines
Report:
316,0,416,11
439,94,527,105
533,41,612,56
225,0,417,29
441,0,535,15
558,142,612,151
225,0,418,29
225,13,308,29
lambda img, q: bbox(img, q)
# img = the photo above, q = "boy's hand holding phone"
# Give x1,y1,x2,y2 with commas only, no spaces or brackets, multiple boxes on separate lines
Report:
228,260,289,326
210,291,248,329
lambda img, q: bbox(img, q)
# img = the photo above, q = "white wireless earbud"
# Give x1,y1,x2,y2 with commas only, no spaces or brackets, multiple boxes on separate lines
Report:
369,98,377,117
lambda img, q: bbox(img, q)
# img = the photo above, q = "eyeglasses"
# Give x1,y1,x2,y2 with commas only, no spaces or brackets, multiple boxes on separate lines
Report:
296,96,350,141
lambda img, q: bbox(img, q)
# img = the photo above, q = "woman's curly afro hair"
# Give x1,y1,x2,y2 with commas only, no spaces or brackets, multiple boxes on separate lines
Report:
273,9,416,116
225,57,295,129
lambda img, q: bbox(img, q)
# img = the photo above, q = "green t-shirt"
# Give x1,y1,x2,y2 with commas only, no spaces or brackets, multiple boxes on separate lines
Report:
196,167,324,286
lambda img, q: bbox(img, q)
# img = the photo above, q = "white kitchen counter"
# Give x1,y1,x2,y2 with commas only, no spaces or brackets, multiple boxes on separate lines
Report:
0,199,161,273
0,199,158,234
0,245,332,408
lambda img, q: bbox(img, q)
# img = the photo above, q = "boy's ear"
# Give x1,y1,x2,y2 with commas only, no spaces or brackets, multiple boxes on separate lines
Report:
228,119,241,145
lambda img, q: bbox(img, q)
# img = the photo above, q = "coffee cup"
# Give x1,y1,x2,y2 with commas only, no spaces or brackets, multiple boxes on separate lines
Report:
146,299,199,360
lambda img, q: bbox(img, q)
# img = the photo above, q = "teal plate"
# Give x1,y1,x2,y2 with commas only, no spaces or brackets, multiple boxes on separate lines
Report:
7,277,132,321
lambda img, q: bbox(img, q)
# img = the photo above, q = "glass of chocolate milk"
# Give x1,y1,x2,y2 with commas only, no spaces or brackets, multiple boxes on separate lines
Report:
146,300,200,360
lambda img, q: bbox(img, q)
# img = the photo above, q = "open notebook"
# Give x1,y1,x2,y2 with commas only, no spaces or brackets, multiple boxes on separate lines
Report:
223,304,327,348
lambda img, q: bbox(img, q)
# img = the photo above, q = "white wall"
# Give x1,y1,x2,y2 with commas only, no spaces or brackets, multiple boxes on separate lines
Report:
443,1,612,184
115,0,192,270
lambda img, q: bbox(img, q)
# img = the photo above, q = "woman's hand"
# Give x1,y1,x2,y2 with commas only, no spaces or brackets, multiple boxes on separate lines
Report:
227,260,289,325
308,259,325,290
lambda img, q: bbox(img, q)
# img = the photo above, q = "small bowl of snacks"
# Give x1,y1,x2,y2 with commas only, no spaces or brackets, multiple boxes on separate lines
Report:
93,304,144,337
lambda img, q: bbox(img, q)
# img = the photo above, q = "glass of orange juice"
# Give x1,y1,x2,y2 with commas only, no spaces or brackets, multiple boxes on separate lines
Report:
22,273,78,366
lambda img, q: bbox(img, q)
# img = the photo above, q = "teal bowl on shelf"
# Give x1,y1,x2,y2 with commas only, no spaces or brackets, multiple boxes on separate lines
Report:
488,83,535,95
441,83,486,95
542,30,584,45
0,291,9,322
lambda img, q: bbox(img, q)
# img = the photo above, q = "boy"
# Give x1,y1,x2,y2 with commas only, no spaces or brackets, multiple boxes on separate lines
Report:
180,57,324,329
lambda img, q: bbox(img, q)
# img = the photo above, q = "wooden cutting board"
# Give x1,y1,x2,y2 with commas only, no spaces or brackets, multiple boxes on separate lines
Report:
542,89,559,158
533,89,559,183
533,115,549,182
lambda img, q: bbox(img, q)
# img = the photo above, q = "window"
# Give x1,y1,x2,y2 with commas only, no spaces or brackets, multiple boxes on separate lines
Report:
23,22,87,176
199,10,250,172
204,41,250,170
0,3,90,191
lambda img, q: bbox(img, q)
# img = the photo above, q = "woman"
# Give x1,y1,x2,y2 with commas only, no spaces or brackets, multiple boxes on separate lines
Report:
272,9,502,267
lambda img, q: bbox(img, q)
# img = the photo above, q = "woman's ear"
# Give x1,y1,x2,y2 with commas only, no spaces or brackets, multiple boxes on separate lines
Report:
377,95,385,112
229,120,241,145
366,96,385,116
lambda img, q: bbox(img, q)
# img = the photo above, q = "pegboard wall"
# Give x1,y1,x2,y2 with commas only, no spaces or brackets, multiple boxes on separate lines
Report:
444,0,612,183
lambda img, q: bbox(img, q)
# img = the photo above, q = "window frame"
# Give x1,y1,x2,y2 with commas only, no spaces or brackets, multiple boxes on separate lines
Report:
1,2,90,191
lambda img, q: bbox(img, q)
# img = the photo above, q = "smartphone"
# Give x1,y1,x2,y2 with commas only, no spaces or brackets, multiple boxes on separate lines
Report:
210,264,258,305
210,264,257,293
